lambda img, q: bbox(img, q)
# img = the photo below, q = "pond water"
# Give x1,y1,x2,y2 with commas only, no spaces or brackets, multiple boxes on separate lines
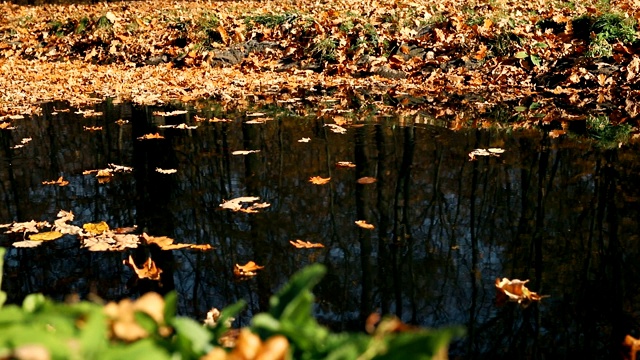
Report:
1,100,640,359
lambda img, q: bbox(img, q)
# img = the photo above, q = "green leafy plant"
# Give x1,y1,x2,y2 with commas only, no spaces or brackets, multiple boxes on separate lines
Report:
311,37,338,61
0,250,463,359
586,115,632,147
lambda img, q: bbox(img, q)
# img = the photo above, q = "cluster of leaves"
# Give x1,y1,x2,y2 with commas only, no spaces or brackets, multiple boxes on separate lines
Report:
1,0,640,134
0,248,463,359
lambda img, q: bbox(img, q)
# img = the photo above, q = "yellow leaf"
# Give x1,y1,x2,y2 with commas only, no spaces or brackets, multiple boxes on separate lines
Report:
83,221,110,235
309,176,330,185
289,240,324,248
355,220,375,230
29,231,63,241
234,261,264,278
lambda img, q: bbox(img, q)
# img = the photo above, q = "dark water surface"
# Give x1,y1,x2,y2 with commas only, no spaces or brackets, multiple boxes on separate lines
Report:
1,101,640,359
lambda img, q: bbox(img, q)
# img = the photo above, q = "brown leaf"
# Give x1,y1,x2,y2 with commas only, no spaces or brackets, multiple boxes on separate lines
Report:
142,232,213,251
234,261,264,278
356,177,377,184
309,176,331,185
355,220,375,229
289,239,324,248
336,161,356,168
123,255,162,281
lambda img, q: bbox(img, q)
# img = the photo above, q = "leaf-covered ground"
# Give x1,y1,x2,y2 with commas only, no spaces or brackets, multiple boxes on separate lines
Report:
1,0,640,131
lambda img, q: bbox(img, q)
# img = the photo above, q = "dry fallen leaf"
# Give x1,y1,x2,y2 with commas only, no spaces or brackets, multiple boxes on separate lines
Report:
123,255,163,281
83,221,110,235
220,196,269,213
309,176,331,185
495,278,548,308
104,292,169,342
83,126,103,131
234,261,264,278
355,220,375,230
623,334,640,360
12,240,43,248
469,148,505,161
289,239,325,248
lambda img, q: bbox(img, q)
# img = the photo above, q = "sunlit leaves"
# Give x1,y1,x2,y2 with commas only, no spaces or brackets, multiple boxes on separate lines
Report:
123,255,163,281
234,261,264,278
83,221,110,235
232,150,260,155
289,240,324,249
104,292,170,342
297,137,311,143
156,168,177,174
336,161,355,168
309,176,330,185
324,124,347,134
495,278,548,308
42,176,70,187
220,197,270,213
158,123,197,129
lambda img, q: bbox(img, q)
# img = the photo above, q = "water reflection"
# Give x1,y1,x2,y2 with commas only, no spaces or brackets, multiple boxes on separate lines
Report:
1,100,640,358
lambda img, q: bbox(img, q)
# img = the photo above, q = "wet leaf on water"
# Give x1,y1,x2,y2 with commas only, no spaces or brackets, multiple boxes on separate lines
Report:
142,232,213,251
114,226,137,234
123,255,162,281
220,196,270,213
158,123,198,129
115,119,129,125
246,112,266,117
29,231,63,241
623,335,640,360
245,118,270,124
82,233,139,251
309,176,330,185
469,148,505,161
234,261,264,278
355,220,375,229
357,176,377,184
54,210,84,235
42,176,70,186
152,110,188,116
232,150,261,155
336,161,356,168
12,240,43,248
83,221,110,235
325,123,347,134
137,133,164,140
156,168,177,174
83,126,103,131
0,122,16,130
495,278,548,308
298,137,311,143
289,240,324,248
4,220,50,234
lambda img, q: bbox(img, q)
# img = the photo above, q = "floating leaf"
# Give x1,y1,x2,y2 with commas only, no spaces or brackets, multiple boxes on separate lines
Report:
29,231,63,241
325,123,347,134
83,126,103,131
158,123,197,129
298,137,311,143
232,150,261,155
137,133,164,140
153,110,188,116
42,176,69,186
495,277,548,308
142,232,213,251
289,240,325,248
309,176,330,185
156,168,177,174
13,240,43,248
220,196,269,213
123,255,162,281
469,148,505,160
336,161,356,168
5,220,50,234
234,261,264,278
357,176,377,184
355,220,375,229
83,221,110,235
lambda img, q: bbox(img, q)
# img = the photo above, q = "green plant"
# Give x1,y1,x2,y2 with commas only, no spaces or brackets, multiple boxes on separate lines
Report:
75,17,90,34
96,15,112,30
586,115,632,147
311,37,338,61
578,13,638,57
0,251,463,359
246,12,298,29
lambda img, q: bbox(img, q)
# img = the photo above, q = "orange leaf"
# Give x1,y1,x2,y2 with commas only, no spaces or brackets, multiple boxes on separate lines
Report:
234,261,264,278
142,232,213,251
137,132,164,140
42,176,69,186
309,176,330,185
357,177,377,184
289,240,324,248
355,220,375,230
123,255,162,281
